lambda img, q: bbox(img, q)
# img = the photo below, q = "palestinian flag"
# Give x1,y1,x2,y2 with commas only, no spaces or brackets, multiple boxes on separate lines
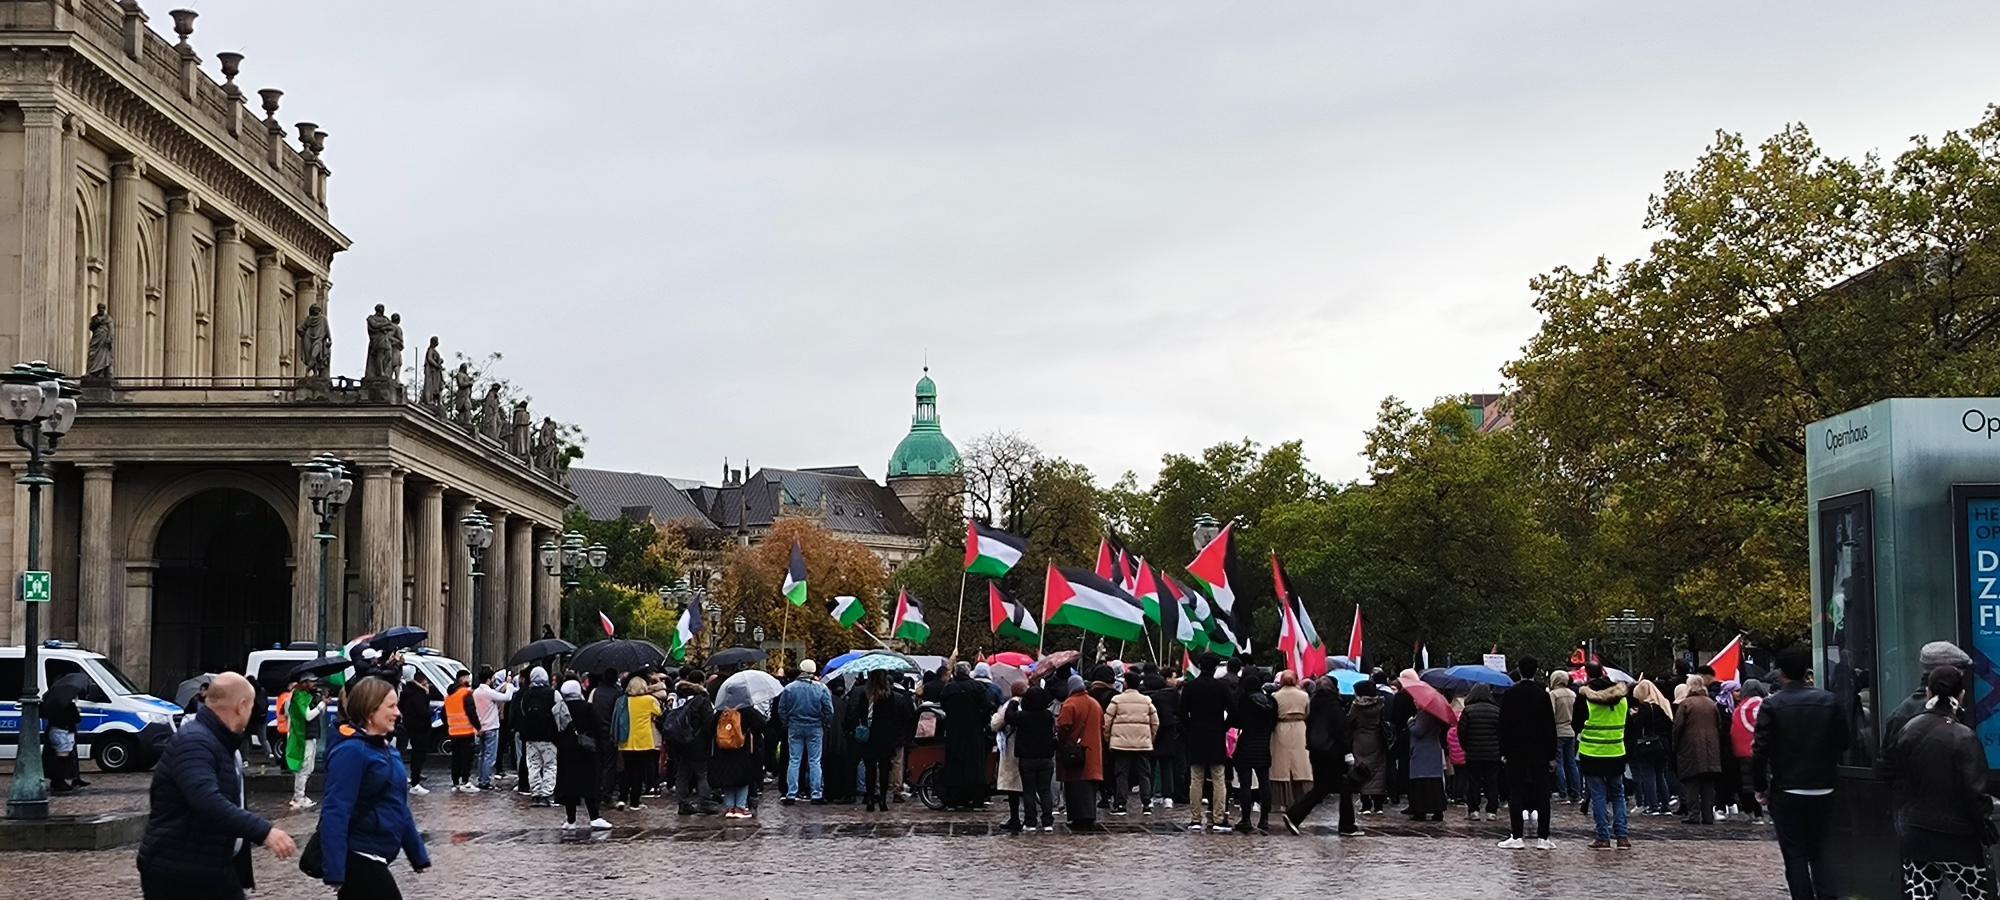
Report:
989,583,1040,645
1134,561,1165,625
964,521,1027,578
669,602,701,661
891,589,931,643
783,541,809,607
1042,564,1145,643
827,594,865,629
1095,537,1119,583
1172,576,1230,657
1271,552,1327,678
1156,572,1198,650
1187,523,1247,651
1118,550,1138,595
1346,604,1364,664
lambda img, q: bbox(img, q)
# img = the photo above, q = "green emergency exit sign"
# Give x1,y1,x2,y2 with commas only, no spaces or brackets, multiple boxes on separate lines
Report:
20,570,50,602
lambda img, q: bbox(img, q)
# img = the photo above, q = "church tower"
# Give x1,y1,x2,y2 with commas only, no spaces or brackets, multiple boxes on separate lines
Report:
886,367,962,518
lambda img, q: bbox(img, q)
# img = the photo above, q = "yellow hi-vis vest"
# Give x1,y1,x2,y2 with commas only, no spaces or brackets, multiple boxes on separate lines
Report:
1578,696,1628,758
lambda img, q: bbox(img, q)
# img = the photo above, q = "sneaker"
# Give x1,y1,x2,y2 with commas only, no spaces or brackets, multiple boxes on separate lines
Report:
1588,839,1612,851
1282,814,1302,836
409,784,430,796
1163,799,1175,809
590,817,613,830
1497,837,1526,849
464,785,482,794
1112,808,1128,817
1535,838,1556,851
562,820,578,831
1615,838,1632,850
782,796,796,806
1142,807,1152,816
1211,821,1234,833
294,798,316,810
628,804,646,811
614,801,627,810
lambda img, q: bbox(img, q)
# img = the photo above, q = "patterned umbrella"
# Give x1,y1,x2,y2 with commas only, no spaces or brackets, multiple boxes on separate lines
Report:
828,651,919,681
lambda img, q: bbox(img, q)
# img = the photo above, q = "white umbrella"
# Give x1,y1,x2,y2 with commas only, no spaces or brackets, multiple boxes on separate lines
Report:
716,669,783,715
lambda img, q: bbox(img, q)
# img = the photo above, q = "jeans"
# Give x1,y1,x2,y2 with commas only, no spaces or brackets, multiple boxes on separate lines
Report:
477,730,500,787
1112,750,1153,811
1189,764,1229,823
292,736,316,804
723,784,750,811
1770,791,1838,900
1235,763,1270,825
524,741,558,799
786,727,825,800
1631,756,1666,811
1553,736,1581,798
1019,758,1055,826
1585,772,1628,841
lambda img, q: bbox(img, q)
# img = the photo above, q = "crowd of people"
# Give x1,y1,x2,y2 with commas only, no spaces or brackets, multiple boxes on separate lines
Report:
127,635,1998,900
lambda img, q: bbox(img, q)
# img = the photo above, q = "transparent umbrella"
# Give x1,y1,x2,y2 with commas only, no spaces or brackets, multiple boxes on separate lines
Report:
717,669,783,715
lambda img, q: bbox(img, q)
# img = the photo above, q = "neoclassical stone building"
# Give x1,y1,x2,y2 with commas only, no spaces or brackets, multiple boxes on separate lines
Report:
0,1,572,692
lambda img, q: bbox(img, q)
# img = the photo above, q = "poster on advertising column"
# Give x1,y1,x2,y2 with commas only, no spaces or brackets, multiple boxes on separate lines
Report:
1962,491,2000,767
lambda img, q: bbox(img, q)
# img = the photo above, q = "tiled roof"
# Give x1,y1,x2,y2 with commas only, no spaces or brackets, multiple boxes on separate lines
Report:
689,467,920,538
567,468,716,526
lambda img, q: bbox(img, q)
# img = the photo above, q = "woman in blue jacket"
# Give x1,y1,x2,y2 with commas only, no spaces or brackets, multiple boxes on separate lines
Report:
321,676,431,898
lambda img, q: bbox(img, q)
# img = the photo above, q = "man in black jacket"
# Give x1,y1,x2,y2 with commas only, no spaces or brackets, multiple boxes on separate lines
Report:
1497,656,1556,849
1755,647,1850,900
398,672,435,795
1180,654,1233,830
1281,675,1354,835
137,673,295,900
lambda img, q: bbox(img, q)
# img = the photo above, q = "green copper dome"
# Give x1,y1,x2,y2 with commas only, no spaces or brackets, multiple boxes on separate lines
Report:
889,368,960,478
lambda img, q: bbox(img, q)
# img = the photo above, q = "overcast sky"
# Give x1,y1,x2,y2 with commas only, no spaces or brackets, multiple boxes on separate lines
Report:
170,2,2000,487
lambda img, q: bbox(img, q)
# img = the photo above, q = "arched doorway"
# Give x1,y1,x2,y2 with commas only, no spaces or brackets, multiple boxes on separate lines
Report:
148,488,291,695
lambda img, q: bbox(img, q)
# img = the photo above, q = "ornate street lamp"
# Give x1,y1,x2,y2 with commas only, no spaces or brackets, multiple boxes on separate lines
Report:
3,361,76,821
733,614,747,636
303,454,353,661
1192,514,1223,553
460,512,494,675
1603,607,1657,671
542,530,605,642
752,625,766,643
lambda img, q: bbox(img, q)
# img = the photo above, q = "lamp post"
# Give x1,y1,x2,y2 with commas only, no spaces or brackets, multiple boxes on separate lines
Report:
703,599,722,655
540,530,606,643
4,361,77,821
734,614,747,637
1192,514,1222,553
303,454,353,660
1603,608,1656,671
460,512,494,676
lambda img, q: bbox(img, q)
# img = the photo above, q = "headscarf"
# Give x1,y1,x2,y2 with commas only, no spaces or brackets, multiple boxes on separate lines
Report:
1681,675,1708,704
1547,670,1571,689
1631,679,1674,719
1065,674,1087,697
973,663,992,681
490,671,508,689
559,680,583,701
529,666,550,687
1739,678,1767,700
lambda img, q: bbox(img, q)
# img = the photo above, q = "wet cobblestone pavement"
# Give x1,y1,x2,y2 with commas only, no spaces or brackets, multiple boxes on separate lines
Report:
5,771,1783,899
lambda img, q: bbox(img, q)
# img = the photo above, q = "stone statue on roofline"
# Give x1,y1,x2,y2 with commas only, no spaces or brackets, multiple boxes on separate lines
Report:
86,303,114,381
297,304,331,379
450,363,475,427
421,337,445,408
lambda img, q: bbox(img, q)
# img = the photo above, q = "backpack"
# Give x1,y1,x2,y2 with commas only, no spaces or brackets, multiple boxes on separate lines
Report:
662,701,699,747
715,708,746,752
517,687,553,726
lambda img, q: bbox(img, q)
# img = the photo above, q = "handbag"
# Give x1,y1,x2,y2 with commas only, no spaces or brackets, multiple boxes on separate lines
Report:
297,829,324,880
1058,740,1086,767
854,707,876,744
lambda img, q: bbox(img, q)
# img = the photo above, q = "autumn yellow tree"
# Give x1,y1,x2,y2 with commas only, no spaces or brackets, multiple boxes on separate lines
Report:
714,519,890,671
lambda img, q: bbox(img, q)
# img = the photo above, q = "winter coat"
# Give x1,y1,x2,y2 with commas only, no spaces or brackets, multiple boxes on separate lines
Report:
1104,689,1160,752
1626,703,1672,762
991,699,1023,792
1231,690,1278,769
1146,687,1183,759
136,706,273,889
1270,686,1313,781
1057,691,1106,782
1673,692,1724,778
398,682,434,751
1882,703,1992,839
554,699,601,803
666,683,714,760
1549,685,1577,739
1005,695,1058,761
318,731,429,886
940,676,997,790
1304,687,1349,784
1180,675,1232,766
1456,694,1503,763
474,681,515,733
616,693,664,753
1498,681,1557,765
1408,709,1448,780
849,688,918,761
515,683,561,743
707,708,768,790
1347,695,1389,794
776,678,835,729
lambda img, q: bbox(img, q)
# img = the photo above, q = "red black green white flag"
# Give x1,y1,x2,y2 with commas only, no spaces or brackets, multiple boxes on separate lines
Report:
1186,523,1248,653
964,520,1027,578
891,589,930,643
1042,564,1145,643
1155,570,1199,651
1271,552,1327,678
783,541,809,607
988,582,1040,645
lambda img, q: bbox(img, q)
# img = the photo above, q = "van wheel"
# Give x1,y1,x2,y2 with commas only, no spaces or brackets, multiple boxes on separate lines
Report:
95,734,138,773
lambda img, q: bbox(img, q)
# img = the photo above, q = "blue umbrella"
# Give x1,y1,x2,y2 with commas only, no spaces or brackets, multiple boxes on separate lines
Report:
1330,669,1371,695
824,650,869,674
1420,665,1514,693
828,651,918,681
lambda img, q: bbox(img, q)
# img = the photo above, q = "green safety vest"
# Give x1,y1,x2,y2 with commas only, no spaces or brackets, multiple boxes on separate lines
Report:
1578,697,1628,758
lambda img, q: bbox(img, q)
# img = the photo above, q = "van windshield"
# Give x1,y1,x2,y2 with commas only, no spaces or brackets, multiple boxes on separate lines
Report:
88,658,144,696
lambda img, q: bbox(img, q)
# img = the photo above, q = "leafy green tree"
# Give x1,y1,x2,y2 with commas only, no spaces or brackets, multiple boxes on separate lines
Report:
560,509,684,644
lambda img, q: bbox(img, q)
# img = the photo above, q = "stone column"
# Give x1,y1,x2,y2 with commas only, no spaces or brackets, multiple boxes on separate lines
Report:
210,225,244,378
508,517,533,652
291,464,323,648
254,249,285,377
56,114,83,374
108,158,146,376
122,563,156,689
78,464,115,655
389,468,407,623
413,482,444,646
482,509,510,670
532,525,556,644
17,107,69,370
163,193,197,378
445,495,474,663
359,466,397,633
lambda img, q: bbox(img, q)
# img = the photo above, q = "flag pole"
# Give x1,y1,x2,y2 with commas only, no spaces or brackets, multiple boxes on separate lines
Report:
951,569,969,660
779,599,792,674
856,624,893,652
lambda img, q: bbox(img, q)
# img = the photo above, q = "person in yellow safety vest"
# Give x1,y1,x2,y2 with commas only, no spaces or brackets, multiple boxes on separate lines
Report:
1570,664,1631,851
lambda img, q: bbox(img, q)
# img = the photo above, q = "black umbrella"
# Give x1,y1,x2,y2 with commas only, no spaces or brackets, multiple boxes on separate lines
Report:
508,638,577,668
45,672,97,707
288,655,355,682
362,625,429,654
709,646,769,669
571,639,669,676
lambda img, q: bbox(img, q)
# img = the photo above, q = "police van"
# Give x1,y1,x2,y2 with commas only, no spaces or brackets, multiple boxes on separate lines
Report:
248,643,468,741
0,642,181,772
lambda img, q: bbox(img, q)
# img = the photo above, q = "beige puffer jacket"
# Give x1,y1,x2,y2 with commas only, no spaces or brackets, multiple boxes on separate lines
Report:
1103,689,1159,752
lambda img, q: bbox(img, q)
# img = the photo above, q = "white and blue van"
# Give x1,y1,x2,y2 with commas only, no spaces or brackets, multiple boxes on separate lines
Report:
0,642,181,772
248,643,467,741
